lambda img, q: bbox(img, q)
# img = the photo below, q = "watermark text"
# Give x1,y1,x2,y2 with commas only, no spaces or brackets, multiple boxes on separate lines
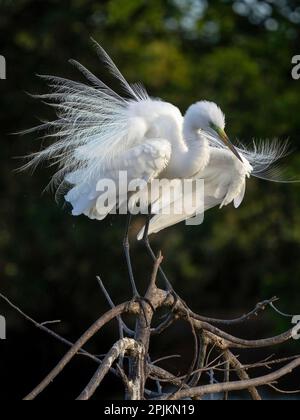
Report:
0,55,6,80
292,55,300,80
92,173,205,225
0,315,6,340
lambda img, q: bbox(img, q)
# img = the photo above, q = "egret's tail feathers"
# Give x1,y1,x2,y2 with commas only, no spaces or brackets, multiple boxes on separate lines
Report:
137,227,145,241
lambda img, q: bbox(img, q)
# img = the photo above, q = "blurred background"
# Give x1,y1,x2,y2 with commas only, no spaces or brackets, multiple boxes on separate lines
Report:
0,0,300,400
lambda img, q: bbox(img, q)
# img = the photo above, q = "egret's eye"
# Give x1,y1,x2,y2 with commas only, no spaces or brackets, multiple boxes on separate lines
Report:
210,122,219,132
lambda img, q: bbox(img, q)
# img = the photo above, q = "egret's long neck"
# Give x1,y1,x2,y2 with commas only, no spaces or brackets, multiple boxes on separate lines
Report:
179,121,210,177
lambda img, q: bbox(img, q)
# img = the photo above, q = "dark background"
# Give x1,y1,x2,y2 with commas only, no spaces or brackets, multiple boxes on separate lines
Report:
0,0,300,400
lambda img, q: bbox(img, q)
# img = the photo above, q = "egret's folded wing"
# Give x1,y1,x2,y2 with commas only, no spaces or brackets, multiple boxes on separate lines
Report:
65,139,171,220
137,178,205,239
198,147,252,208
138,147,252,238
137,195,221,239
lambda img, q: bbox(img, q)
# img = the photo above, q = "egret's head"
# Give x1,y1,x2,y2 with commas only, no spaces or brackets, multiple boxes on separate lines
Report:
185,101,242,162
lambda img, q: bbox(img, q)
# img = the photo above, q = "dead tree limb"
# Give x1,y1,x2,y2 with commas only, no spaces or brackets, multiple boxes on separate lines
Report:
1,251,299,401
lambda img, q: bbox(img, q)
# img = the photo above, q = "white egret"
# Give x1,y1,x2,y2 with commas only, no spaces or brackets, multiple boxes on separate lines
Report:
22,41,293,295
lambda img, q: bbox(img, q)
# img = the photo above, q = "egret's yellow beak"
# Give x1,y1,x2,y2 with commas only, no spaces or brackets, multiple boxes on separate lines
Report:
215,127,243,163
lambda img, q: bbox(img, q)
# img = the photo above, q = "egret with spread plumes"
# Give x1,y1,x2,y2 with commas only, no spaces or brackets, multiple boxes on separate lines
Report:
21,40,295,295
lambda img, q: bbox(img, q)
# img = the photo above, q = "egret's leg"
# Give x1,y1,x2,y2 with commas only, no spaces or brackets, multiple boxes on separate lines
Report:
142,215,189,317
123,215,155,327
143,228,183,318
142,214,174,292
123,214,139,297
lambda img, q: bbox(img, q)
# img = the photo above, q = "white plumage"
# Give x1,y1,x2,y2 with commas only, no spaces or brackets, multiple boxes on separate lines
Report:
22,41,293,237
137,149,252,238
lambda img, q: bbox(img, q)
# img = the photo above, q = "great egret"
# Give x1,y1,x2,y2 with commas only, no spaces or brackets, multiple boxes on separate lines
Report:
22,40,293,295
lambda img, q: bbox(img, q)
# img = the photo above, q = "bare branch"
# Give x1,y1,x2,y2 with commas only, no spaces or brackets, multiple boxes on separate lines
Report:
24,301,138,400
223,350,262,401
0,293,101,364
171,301,296,349
77,338,142,400
190,333,209,387
243,355,300,371
185,297,279,326
164,358,300,400
148,365,190,390
2,252,299,401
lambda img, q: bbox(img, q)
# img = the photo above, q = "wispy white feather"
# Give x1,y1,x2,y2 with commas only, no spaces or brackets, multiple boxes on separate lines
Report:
204,131,296,183
90,38,149,101
236,138,297,183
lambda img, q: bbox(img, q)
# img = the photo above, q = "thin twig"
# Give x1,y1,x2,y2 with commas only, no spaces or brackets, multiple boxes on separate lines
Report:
152,355,182,365
0,293,101,364
96,276,134,337
40,320,61,327
243,355,300,371
268,383,300,395
269,302,294,318
151,313,176,335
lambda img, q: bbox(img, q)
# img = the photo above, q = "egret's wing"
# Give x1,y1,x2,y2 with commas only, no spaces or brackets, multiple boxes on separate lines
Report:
138,148,251,238
199,148,252,208
65,139,171,220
